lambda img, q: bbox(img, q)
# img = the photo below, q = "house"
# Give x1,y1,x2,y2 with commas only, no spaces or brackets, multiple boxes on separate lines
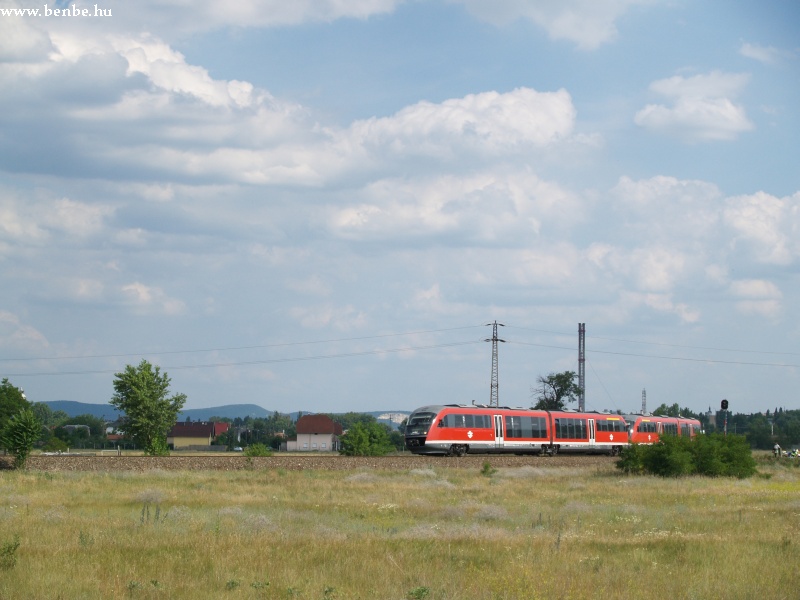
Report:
286,414,342,452
167,421,229,450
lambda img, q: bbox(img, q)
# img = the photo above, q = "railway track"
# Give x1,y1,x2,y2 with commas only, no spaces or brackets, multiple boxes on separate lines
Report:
4,453,617,472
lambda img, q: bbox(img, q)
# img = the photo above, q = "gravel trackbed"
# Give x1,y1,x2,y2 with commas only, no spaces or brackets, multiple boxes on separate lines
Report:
2,453,615,472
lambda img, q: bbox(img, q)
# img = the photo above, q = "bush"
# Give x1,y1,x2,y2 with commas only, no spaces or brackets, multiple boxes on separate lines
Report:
243,443,272,457
616,443,645,475
42,438,69,453
642,434,695,477
339,422,395,456
616,433,756,479
0,409,41,469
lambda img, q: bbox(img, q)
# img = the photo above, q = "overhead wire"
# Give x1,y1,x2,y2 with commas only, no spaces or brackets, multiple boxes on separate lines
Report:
4,340,484,378
3,322,798,379
0,325,485,363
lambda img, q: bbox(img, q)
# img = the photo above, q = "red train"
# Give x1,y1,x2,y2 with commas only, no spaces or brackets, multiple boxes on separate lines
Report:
624,413,703,444
404,404,701,456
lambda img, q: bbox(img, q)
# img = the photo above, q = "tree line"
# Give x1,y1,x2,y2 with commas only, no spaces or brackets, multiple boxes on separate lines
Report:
3,365,799,468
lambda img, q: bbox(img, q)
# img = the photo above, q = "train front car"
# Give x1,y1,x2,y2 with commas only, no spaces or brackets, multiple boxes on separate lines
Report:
405,405,498,456
404,406,445,455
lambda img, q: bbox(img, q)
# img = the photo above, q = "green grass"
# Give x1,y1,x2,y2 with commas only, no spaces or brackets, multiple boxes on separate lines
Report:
1,461,799,599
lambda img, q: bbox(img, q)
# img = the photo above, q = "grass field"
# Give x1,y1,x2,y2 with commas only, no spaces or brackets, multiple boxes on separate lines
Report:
1,456,798,599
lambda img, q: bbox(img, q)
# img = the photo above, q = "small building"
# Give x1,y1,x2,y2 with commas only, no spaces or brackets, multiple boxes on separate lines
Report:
167,421,229,450
286,414,342,452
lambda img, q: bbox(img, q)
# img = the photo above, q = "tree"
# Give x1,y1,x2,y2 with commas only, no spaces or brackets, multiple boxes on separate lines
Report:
530,371,582,410
339,422,394,456
110,359,187,456
0,408,41,469
0,378,30,430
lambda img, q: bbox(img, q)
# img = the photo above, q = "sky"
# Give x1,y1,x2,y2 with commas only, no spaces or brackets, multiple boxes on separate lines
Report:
1,0,799,417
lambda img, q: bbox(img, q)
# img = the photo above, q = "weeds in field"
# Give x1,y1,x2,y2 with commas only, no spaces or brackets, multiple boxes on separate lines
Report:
0,457,798,599
0,535,20,570
480,461,497,477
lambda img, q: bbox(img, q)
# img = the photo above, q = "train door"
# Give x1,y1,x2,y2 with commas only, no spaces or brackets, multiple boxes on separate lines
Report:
493,415,504,448
588,418,596,449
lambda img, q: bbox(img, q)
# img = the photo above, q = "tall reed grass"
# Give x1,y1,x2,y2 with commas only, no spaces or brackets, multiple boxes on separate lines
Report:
0,459,798,599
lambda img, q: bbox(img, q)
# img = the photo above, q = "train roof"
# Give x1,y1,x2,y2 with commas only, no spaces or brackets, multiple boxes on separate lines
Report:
409,404,632,417
622,413,701,422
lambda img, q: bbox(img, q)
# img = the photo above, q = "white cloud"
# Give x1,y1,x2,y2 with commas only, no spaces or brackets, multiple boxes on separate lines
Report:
450,0,655,50
0,310,50,350
121,282,186,315
723,191,799,265
348,87,576,157
4,0,403,40
0,7,54,61
739,42,791,65
589,244,688,292
611,175,721,240
289,304,367,330
729,279,783,318
635,71,754,141
328,170,580,243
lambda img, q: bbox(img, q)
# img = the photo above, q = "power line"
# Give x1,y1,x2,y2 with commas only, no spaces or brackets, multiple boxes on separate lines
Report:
507,340,800,369
0,325,484,363
504,324,800,357
5,340,483,378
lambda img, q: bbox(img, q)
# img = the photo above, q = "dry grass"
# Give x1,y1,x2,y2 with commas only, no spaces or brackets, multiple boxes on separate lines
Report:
1,459,799,599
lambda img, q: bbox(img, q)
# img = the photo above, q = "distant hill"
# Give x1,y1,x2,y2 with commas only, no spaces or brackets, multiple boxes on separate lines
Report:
41,401,273,421
42,401,124,420
40,401,409,425
178,404,273,421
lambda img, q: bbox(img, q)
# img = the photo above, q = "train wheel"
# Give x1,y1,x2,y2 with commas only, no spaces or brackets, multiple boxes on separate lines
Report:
449,444,466,457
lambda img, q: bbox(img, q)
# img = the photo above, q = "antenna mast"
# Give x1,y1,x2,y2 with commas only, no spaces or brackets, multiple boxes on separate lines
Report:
578,323,585,412
484,321,505,407
642,388,647,414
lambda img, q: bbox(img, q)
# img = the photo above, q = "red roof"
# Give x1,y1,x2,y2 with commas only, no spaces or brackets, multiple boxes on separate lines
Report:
169,421,229,438
296,414,343,435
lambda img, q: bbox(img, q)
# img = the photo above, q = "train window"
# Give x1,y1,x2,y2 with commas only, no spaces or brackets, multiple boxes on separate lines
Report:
680,424,689,436
440,414,492,429
600,419,624,433
407,412,436,435
505,416,522,438
638,422,656,433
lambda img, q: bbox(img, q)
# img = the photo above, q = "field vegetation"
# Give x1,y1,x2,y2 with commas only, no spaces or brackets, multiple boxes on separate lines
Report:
1,455,798,599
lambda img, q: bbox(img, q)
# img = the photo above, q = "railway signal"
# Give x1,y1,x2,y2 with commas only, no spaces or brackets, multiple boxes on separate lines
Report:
721,399,729,436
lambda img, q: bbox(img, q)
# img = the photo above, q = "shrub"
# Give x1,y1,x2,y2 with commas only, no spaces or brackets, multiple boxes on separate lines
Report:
0,536,20,570
0,408,41,469
715,434,757,478
642,434,695,477
617,433,756,479
243,443,272,457
616,442,645,475
339,422,394,456
42,437,69,453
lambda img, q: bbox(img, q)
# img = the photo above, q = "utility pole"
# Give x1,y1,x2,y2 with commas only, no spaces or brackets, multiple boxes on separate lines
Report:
578,323,585,412
484,321,505,407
